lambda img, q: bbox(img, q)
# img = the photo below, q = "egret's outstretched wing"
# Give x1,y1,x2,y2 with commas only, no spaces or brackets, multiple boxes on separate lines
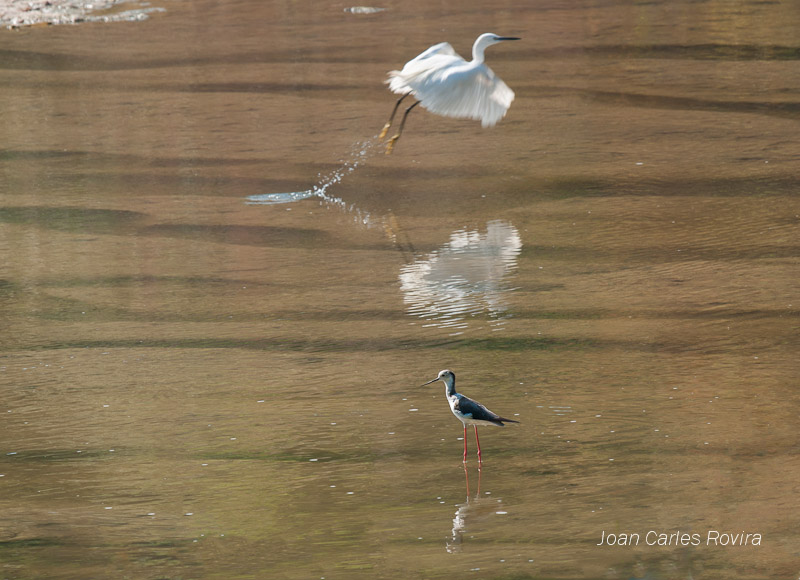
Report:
387,42,462,95
409,41,458,62
413,63,515,127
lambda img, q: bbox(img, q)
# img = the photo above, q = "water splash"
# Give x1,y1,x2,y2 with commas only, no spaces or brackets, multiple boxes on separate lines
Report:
246,138,381,226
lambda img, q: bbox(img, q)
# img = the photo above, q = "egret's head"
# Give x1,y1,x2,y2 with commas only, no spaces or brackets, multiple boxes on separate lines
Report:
483,33,521,45
473,33,519,62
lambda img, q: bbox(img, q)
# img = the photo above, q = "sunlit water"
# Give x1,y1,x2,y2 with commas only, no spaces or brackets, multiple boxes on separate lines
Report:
1,0,799,579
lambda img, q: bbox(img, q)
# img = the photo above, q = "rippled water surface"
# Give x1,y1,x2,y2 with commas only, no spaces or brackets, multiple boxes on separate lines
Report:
1,1,799,578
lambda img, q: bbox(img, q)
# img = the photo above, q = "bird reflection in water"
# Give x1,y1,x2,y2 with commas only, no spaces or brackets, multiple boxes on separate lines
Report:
447,465,507,553
399,220,522,332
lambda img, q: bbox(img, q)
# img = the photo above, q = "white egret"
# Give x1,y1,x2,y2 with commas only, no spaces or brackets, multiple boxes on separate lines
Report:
380,32,519,154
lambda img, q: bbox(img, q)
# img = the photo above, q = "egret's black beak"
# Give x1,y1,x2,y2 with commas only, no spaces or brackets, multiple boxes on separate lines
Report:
498,36,521,41
421,377,439,387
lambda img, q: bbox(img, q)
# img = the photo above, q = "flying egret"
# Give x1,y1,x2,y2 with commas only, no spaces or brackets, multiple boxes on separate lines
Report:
380,33,519,154
422,369,519,463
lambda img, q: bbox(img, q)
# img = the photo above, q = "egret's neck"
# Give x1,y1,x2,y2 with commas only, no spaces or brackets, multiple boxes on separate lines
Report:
471,43,487,64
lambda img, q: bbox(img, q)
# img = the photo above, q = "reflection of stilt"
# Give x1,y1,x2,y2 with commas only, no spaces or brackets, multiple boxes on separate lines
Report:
462,453,484,498
447,464,485,553
448,467,470,553
474,425,482,464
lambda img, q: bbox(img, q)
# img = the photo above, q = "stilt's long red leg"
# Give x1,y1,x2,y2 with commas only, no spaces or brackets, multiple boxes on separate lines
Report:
474,425,482,463
463,424,468,462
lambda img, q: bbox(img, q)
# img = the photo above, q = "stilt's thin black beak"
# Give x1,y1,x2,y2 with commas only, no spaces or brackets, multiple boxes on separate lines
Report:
421,377,439,387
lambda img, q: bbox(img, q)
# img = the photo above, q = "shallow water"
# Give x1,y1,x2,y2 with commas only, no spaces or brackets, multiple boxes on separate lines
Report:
1,1,799,578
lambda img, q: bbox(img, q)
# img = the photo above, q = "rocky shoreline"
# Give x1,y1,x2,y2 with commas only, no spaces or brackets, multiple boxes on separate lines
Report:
0,0,163,28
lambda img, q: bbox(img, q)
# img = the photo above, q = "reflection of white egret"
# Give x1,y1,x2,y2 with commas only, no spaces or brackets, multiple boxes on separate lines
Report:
380,33,519,154
399,220,521,331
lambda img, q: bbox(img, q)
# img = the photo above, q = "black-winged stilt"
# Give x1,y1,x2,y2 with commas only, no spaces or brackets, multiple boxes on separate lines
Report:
422,369,518,463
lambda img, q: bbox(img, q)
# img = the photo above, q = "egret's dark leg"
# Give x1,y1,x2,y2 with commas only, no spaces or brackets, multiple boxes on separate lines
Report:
379,92,411,140
385,101,420,155
462,424,468,463
474,426,482,463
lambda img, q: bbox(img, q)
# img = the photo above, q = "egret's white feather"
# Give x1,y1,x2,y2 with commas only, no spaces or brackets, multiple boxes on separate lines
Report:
387,42,457,93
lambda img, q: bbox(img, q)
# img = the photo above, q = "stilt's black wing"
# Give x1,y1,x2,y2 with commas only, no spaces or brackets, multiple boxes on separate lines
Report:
455,395,518,426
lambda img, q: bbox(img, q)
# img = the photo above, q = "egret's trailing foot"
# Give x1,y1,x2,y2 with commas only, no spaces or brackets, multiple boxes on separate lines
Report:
385,135,400,155
379,92,410,142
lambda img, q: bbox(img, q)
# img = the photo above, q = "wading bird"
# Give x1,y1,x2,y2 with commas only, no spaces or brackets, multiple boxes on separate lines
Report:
379,33,519,154
421,369,518,463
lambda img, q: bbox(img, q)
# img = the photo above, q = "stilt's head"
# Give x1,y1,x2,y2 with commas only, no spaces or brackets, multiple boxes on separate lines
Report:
421,369,456,390
472,33,520,63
